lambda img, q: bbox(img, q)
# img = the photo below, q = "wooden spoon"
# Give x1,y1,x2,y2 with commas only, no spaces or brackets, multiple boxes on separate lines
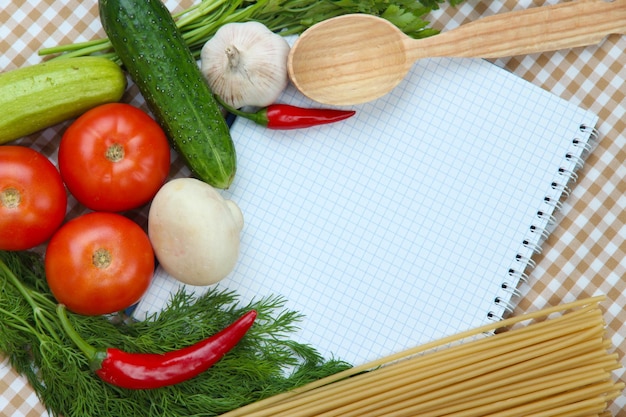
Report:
288,0,626,105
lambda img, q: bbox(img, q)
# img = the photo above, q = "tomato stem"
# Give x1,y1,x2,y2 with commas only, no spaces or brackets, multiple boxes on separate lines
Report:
105,143,125,162
0,187,21,208
92,248,113,269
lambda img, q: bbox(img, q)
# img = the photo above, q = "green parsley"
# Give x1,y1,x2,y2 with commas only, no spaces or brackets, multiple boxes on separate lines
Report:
39,0,465,62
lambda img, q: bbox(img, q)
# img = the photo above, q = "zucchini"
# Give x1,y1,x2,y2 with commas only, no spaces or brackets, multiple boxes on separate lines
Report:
0,57,126,144
99,0,237,189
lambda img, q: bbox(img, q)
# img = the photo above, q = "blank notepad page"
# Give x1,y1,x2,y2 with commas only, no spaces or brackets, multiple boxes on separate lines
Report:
136,57,598,366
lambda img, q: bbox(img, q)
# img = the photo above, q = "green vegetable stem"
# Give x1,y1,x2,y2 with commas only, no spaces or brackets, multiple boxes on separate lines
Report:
0,250,351,417
39,0,466,62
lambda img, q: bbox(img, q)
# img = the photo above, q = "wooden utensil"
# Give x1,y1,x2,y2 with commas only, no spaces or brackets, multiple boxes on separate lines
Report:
287,0,626,105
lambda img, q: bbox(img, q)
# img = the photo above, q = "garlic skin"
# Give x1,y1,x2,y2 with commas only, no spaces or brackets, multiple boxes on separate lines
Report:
201,22,290,109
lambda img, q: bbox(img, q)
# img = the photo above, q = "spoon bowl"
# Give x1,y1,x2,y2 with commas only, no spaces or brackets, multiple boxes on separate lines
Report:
288,15,411,105
288,0,626,105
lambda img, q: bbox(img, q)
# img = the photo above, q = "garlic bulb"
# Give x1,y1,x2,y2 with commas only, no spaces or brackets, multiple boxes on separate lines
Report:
200,22,290,109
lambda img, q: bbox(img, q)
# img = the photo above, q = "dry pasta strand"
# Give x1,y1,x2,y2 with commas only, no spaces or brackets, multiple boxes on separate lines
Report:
482,380,620,417
416,354,618,412
370,364,614,417
440,378,615,417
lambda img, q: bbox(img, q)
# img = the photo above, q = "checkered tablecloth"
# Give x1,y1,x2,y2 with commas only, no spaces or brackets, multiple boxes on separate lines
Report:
1,0,624,415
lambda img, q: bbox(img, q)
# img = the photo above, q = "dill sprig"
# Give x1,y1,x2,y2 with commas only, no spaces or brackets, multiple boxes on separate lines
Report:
38,0,465,63
0,250,351,417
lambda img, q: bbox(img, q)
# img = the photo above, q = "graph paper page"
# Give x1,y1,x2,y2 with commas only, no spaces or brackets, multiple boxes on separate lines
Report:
135,57,598,366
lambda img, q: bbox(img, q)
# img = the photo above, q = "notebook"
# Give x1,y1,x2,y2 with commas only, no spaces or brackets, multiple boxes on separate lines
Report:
134,56,599,367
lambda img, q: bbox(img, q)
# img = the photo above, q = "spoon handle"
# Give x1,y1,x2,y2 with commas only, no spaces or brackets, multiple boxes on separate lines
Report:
408,0,626,60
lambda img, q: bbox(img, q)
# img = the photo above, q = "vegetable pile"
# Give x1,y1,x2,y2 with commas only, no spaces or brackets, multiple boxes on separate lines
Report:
0,250,350,416
0,0,465,415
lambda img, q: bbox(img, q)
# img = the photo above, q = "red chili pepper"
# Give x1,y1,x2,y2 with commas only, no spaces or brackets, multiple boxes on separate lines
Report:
260,104,356,129
58,304,257,389
215,95,356,130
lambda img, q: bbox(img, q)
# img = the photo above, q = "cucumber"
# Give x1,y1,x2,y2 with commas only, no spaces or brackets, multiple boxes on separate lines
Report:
0,57,126,144
99,0,237,189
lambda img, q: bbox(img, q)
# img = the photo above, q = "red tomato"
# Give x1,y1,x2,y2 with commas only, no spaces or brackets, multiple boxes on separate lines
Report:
0,146,67,250
45,212,154,316
58,103,170,212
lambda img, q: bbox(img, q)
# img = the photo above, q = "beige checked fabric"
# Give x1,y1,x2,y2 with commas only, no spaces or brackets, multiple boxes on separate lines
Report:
1,0,624,415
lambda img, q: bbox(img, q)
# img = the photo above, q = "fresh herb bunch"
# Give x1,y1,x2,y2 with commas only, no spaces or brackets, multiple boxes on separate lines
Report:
0,250,351,417
39,0,466,62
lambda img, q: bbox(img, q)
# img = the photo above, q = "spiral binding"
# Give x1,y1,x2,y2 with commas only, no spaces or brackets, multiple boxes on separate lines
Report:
536,209,557,225
543,196,564,212
515,253,536,269
550,181,571,198
508,267,529,284
494,296,516,313
558,167,578,183
501,281,522,298
487,124,599,321
529,224,551,241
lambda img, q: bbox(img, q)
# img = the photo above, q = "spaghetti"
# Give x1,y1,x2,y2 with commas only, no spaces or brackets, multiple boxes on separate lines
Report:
221,296,623,417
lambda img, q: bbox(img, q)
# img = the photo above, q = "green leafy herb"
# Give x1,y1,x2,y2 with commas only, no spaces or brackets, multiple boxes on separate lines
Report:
0,250,351,417
39,0,465,62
